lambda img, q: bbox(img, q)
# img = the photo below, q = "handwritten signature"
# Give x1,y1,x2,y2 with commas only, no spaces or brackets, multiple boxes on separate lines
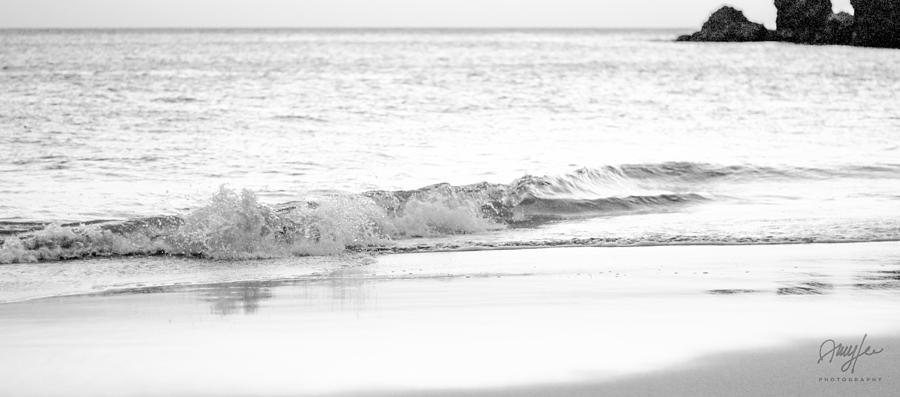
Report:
818,334,884,374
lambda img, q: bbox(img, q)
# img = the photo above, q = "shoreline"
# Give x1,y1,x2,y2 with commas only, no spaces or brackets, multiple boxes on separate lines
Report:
2,242,900,395
384,236,900,253
2,240,900,304
5,234,900,264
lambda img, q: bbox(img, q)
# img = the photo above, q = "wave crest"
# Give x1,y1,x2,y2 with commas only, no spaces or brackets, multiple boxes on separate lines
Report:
0,223,170,264
1,165,720,263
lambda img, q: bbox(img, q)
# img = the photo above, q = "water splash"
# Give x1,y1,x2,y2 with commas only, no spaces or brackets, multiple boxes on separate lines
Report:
0,165,730,263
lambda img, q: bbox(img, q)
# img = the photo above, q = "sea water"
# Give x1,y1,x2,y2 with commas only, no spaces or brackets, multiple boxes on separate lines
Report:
2,28,900,263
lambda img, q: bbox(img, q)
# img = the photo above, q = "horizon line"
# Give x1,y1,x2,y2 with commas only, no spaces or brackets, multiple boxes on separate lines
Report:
0,26,693,31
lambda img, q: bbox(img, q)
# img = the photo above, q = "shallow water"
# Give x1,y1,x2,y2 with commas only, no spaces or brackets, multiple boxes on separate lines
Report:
1,29,900,262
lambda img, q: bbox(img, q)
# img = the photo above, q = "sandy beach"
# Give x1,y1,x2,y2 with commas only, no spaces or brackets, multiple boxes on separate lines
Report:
1,242,899,396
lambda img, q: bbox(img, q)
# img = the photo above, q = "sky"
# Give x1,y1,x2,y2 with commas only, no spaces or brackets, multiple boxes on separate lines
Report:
0,0,854,29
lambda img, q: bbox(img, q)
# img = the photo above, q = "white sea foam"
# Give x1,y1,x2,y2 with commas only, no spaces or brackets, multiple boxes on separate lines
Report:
2,164,899,264
0,185,505,263
0,224,168,263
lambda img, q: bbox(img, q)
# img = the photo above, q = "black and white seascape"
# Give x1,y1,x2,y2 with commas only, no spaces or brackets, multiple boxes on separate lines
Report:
1,1,900,396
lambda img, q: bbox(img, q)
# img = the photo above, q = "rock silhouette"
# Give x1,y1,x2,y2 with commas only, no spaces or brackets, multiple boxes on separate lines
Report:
826,12,856,45
851,0,900,48
775,0,833,43
676,7,771,42
679,0,899,48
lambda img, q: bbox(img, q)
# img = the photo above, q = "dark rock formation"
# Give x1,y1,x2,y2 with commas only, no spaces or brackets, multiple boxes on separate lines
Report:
851,0,900,48
679,1,899,48
775,0,834,43
825,11,855,45
677,6,771,42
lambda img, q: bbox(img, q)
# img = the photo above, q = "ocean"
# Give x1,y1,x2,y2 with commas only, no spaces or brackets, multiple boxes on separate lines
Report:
4,28,900,396
2,28,900,264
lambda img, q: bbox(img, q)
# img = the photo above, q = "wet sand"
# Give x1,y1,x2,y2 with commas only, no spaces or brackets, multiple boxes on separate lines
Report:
355,337,900,397
1,242,900,396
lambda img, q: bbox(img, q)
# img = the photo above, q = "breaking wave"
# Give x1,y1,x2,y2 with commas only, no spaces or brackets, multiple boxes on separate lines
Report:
6,159,900,264
13,159,898,264
0,165,720,263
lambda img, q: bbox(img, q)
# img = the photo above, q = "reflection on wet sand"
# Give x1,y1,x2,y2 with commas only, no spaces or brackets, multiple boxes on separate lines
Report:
708,263,900,296
855,267,900,291
776,281,835,295
192,251,900,316
201,283,273,315
4,244,900,396
199,266,377,315
292,266,377,313
708,289,760,295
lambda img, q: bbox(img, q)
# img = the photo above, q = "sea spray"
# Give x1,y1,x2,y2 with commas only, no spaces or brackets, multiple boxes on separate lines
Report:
167,187,303,259
0,166,728,264
386,197,501,237
0,185,505,263
0,223,170,263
